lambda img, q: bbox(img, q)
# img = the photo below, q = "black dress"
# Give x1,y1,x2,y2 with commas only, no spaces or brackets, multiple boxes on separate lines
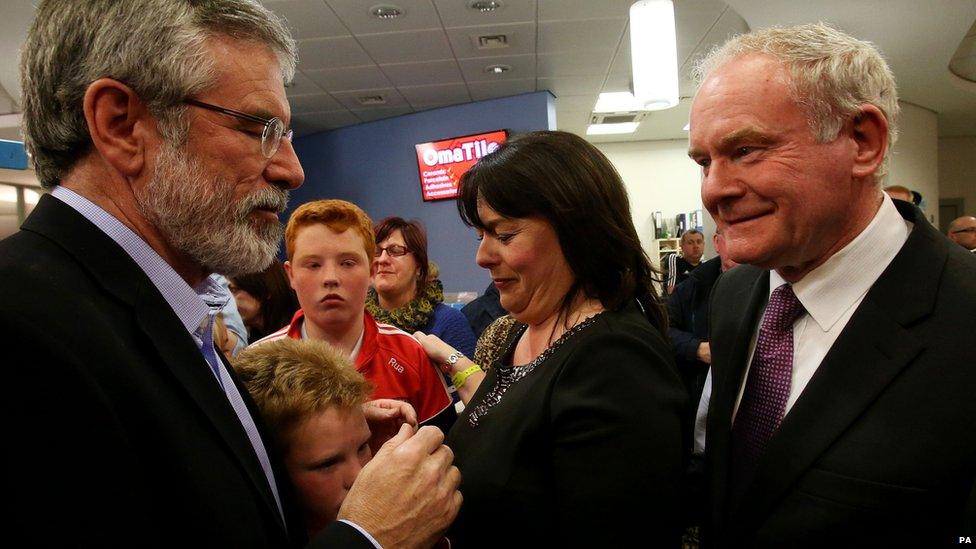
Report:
446,301,687,547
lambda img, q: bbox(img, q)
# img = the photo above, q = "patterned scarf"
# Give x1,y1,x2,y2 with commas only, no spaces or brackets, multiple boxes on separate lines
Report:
366,279,445,333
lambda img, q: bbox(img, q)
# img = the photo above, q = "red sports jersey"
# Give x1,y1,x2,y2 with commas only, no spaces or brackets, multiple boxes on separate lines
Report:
254,310,452,424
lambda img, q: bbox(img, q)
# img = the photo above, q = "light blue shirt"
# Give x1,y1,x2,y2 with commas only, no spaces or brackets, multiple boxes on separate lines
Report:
50,185,284,525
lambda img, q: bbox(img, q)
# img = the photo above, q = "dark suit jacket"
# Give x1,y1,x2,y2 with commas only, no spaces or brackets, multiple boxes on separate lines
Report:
0,195,372,547
705,201,976,547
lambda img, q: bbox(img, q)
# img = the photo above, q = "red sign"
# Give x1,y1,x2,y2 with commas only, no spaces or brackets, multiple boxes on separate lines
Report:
415,130,508,201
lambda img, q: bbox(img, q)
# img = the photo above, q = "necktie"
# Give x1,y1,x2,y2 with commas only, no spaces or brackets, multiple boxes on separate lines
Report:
199,313,225,390
731,283,805,496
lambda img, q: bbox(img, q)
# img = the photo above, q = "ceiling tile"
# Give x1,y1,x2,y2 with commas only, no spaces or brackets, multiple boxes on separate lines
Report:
445,22,536,59
538,19,626,54
608,45,631,78
537,76,603,96
467,78,536,101
262,0,349,40
286,70,327,97
458,54,536,82
397,83,471,108
434,0,537,27
381,59,464,87
538,0,633,22
292,110,361,133
297,37,374,69
537,50,614,78
357,29,454,64
351,106,416,123
288,93,343,114
330,88,409,110
410,99,471,112
677,5,748,69
553,109,591,134
327,0,440,34
304,66,393,93
554,94,597,112
602,73,630,93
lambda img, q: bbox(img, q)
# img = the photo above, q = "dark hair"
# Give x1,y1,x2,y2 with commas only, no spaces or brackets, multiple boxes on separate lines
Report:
457,130,667,333
374,217,430,295
230,260,299,341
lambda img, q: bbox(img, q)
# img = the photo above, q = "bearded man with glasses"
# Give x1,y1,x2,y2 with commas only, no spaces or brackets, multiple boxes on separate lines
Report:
0,1,459,546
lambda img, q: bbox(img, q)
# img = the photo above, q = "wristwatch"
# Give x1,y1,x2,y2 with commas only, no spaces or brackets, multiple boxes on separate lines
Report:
445,351,465,369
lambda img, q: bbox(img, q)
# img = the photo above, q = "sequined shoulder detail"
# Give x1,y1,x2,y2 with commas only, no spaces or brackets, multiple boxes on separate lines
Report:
467,312,605,427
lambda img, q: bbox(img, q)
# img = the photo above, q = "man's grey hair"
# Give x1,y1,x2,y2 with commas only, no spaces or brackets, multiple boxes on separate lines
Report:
21,0,297,189
693,22,899,178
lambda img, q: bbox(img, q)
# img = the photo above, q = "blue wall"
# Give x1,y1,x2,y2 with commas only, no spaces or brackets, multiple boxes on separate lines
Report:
290,91,555,293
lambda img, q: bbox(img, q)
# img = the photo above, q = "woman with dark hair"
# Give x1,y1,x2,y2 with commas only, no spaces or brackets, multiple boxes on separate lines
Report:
368,217,477,362
415,130,686,547
228,260,299,342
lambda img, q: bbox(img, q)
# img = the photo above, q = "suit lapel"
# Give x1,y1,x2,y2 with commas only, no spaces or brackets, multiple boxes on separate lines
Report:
706,265,769,532
134,297,288,534
728,203,945,536
23,196,289,536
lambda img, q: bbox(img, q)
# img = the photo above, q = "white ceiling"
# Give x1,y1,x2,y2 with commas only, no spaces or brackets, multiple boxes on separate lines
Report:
0,0,973,144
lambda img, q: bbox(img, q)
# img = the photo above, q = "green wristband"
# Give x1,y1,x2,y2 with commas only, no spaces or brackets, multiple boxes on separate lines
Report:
452,364,483,389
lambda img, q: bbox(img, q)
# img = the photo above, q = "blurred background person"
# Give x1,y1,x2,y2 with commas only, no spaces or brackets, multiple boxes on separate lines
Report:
666,230,738,545
228,260,299,341
666,229,705,294
234,338,374,539
883,184,914,203
419,130,686,547
369,217,477,360
948,215,976,252
461,282,506,339
667,231,736,420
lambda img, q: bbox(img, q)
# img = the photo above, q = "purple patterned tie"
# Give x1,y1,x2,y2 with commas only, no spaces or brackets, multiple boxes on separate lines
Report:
731,283,805,497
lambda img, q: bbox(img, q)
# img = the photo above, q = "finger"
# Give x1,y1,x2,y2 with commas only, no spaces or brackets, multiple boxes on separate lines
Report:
402,425,445,454
401,403,418,427
427,443,455,473
445,464,462,491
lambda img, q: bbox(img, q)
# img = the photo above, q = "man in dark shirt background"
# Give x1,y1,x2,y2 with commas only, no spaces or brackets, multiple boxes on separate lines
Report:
666,229,705,294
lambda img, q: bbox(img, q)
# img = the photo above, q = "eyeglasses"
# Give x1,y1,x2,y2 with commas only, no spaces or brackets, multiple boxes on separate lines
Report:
374,244,411,258
184,98,293,158
951,227,976,235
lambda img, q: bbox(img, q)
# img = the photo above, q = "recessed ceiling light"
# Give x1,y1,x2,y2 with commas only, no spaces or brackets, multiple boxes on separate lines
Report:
370,4,403,19
586,122,640,135
485,64,511,74
469,1,502,12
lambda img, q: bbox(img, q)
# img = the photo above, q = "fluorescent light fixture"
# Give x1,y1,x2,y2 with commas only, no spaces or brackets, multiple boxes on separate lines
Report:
586,122,640,135
630,0,679,111
594,92,646,113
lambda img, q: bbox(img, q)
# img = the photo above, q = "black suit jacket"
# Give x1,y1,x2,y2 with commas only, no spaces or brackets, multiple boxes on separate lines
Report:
0,195,372,547
705,201,976,547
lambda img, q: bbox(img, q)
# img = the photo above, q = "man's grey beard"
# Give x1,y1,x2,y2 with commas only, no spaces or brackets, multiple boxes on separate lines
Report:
135,144,288,278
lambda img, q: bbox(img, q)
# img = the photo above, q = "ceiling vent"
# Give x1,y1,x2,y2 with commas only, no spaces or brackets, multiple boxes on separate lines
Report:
357,95,387,106
590,112,647,125
474,34,508,50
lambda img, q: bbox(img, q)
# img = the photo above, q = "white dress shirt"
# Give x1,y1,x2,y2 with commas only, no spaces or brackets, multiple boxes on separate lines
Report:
734,194,912,419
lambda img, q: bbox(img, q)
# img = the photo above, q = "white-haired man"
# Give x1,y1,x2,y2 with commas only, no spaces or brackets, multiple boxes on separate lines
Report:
0,1,459,546
688,23,976,546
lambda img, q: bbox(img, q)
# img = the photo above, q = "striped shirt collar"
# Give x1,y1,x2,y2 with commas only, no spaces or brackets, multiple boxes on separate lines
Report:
51,185,221,334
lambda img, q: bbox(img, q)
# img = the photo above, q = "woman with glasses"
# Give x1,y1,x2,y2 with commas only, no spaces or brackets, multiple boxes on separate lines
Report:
368,217,477,382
